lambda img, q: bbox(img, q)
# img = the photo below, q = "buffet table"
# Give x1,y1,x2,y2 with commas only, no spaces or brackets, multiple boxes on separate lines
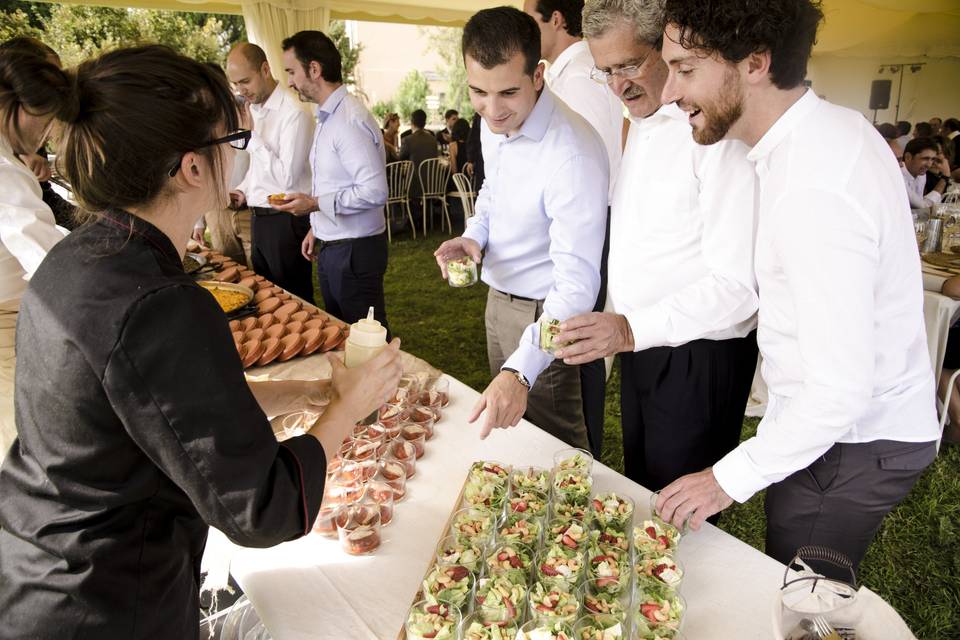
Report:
200,368,914,640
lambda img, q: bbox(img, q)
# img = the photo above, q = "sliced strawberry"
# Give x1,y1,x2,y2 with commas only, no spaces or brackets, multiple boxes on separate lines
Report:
508,555,522,568
535,604,553,612
497,552,508,561
448,565,469,581
422,632,437,639
513,500,527,512
592,498,603,511
596,577,618,587
591,554,610,565
652,563,667,577
645,526,657,539
658,535,670,547
541,563,559,576
561,534,578,548
641,603,660,622
425,605,440,614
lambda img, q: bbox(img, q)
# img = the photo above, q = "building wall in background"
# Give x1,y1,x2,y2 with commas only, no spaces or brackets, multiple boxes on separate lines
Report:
351,21,445,109
808,56,960,125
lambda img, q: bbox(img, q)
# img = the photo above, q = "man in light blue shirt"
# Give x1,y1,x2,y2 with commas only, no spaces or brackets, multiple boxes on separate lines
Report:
276,30,390,329
435,7,609,448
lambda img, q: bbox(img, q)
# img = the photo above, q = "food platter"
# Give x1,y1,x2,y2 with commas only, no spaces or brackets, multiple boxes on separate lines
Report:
197,281,256,317
183,251,209,275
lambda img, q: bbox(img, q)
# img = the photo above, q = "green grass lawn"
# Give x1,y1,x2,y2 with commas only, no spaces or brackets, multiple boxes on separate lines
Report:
332,229,959,639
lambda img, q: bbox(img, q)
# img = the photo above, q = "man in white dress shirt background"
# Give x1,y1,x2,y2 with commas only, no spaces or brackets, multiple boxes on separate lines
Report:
655,0,939,575
221,43,316,303
900,137,951,210
434,7,608,448
556,0,758,505
277,31,390,330
523,0,626,459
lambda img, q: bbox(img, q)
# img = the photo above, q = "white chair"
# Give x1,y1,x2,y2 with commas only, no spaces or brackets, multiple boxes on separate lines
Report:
385,160,415,242
418,157,452,236
923,289,960,445
450,172,476,222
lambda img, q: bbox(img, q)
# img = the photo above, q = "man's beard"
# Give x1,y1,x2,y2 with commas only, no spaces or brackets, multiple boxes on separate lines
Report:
691,71,744,145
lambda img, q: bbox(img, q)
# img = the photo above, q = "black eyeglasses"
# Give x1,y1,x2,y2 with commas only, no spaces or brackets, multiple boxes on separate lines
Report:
168,129,252,177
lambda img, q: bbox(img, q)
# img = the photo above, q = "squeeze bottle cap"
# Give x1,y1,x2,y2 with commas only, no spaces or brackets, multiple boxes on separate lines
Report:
348,306,387,348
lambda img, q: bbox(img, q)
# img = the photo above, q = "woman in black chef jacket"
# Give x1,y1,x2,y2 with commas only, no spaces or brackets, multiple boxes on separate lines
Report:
0,45,403,640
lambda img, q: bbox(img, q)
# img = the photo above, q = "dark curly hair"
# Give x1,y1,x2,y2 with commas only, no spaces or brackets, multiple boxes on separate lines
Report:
661,0,824,90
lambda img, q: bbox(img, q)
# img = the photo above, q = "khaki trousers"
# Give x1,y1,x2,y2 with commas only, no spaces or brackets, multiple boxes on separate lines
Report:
0,309,16,463
204,208,247,266
485,289,589,449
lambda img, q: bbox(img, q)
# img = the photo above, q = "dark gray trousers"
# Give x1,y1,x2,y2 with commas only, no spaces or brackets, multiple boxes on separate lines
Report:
765,438,936,578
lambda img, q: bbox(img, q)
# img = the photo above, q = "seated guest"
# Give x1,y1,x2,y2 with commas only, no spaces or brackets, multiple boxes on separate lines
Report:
930,116,943,136
0,45,402,637
382,112,400,162
0,44,68,459
902,137,950,208
925,136,953,196
944,117,959,166
895,120,912,150
447,116,471,174
436,108,459,146
400,109,440,204
464,111,485,188
876,122,898,141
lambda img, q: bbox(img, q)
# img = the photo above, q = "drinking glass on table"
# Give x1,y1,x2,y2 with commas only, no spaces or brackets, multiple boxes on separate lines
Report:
915,219,928,250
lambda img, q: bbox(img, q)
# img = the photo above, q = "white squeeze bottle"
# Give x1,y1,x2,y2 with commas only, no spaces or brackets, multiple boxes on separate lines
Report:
344,307,388,424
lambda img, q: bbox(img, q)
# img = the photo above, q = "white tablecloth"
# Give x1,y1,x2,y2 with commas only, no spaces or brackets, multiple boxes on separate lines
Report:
207,376,914,640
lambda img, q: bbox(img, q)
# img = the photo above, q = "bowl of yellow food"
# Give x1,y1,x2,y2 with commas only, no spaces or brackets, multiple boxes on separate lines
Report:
197,281,255,315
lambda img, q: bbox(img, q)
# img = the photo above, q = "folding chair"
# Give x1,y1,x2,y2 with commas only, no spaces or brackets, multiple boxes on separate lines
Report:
385,160,415,241
450,172,476,222
418,157,453,236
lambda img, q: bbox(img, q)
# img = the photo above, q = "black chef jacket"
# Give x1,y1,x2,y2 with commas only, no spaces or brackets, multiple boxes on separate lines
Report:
0,210,326,639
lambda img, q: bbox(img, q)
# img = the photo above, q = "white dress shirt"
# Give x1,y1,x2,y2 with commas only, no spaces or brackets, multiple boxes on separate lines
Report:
236,84,314,208
900,165,942,209
546,40,623,203
713,90,940,503
463,87,608,387
607,104,758,352
309,86,387,241
0,136,67,308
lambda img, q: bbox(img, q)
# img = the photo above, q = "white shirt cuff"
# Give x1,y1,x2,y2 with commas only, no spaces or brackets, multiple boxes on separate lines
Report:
928,190,943,205
624,306,670,352
712,445,771,504
318,192,337,218
502,324,554,388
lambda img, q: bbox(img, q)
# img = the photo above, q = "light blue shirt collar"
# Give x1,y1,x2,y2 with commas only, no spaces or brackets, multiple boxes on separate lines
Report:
315,85,348,123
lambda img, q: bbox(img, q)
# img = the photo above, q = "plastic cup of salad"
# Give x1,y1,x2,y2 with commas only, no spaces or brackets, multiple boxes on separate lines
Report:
527,581,580,625
496,513,543,547
589,493,635,533
447,256,478,288
648,491,691,534
422,564,476,612
536,545,585,589
507,489,549,520
552,448,594,477
510,466,551,494
450,506,497,548
517,619,575,640
552,472,594,507
405,599,461,640
633,519,682,558
468,460,512,486
578,579,630,620
573,613,627,640
545,518,588,554
436,534,484,574
585,540,630,588
376,459,407,501
630,584,685,637
485,541,533,581
474,574,527,622
539,314,563,356
460,609,519,640
634,555,684,591
335,501,381,555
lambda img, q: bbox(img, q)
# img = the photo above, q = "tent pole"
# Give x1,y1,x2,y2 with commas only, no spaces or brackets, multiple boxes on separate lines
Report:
894,65,904,122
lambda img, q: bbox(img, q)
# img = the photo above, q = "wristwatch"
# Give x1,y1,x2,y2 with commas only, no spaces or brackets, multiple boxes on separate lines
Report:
501,367,531,391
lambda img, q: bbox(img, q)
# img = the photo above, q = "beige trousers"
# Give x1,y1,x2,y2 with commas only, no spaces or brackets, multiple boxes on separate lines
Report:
485,289,589,449
0,309,17,462
204,208,247,266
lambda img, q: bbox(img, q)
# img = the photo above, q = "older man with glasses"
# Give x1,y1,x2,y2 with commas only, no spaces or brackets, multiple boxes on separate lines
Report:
555,0,759,504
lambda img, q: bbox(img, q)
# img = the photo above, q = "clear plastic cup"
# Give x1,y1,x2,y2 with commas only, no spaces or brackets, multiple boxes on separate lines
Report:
335,501,381,555
436,533,484,574
277,409,318,441
552,448,594,476
406,407,437,439
496,513,543,548
510,466,551,494
405,599,462,640
474,574,528,622
527,582,580,625
535,547,584,590
389,373,421,406
378,403,409,429
573,613,627,639
506,489,549,520
364,480,395,526
422,564,476,612
399,422,428,458
422,374,450,408
538,314,563,356
589,493,635,533
450,506,497,548
376,460,407,501
578,578,630,619
385,439,417,478
517,619,574,640
649,491,691,534
634,556,684,591
460,609,519,639
447,256,478,288
338,458,378,484
311,503,341,538
630,588,686,638
486,541,534,580
351,421,387,443
338,437,380,462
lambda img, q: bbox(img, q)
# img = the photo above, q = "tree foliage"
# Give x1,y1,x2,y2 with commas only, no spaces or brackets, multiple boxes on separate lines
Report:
328,20,361,87
393,70,429,122
420,26,474,120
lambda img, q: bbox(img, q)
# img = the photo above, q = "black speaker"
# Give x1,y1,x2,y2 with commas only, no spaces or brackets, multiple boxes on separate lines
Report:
869,79,891,110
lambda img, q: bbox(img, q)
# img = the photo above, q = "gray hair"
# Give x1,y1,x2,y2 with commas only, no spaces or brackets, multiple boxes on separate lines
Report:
582,0,665,48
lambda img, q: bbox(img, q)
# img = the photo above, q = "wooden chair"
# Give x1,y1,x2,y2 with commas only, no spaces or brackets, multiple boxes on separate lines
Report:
385,160,415,241
418,157,453,236
450,172,476,222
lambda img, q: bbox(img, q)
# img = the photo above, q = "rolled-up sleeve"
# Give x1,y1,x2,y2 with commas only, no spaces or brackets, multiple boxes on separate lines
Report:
713,188,876,502
103,285,326,546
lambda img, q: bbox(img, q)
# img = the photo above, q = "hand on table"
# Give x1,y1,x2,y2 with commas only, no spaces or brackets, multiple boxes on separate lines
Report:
434,237,482,279
554,312,635,365
655,468,733,531
301,229,316,262
18,153,52,182
468,371,528,439
274,193,317,217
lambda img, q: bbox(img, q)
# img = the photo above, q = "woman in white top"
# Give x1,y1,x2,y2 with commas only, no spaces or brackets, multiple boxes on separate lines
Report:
0,43,70,458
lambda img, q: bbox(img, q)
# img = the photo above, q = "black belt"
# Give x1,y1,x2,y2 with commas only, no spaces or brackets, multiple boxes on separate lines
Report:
315,237,354,250
250,206,284,216
494,288,536,303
